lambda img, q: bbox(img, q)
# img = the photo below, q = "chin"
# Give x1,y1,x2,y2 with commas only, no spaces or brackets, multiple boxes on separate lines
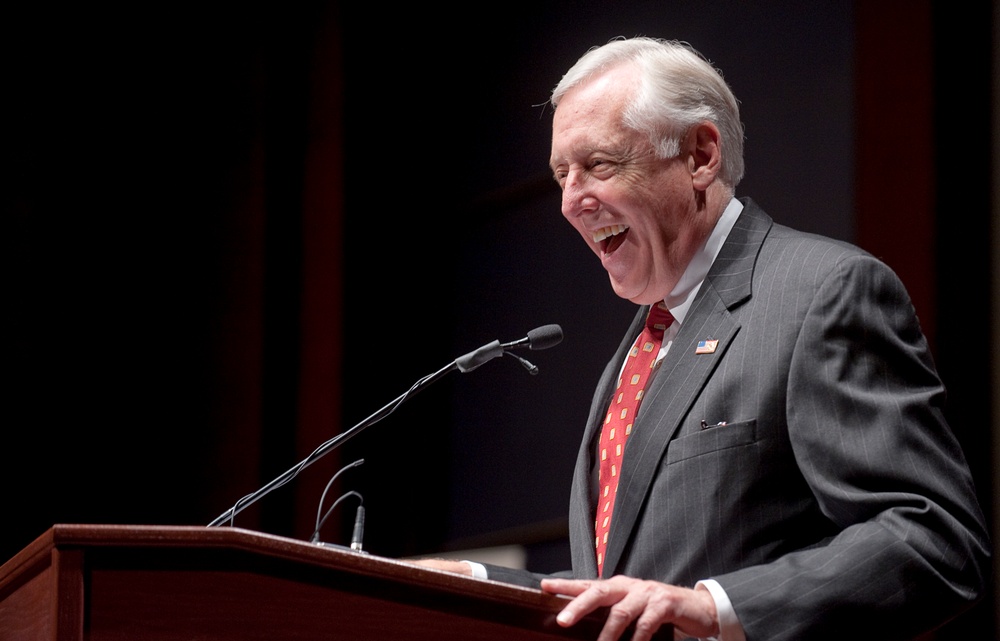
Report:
608,281,641,303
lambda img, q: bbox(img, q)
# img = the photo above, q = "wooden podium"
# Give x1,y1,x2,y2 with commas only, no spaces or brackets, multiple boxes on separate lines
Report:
0,524,672,640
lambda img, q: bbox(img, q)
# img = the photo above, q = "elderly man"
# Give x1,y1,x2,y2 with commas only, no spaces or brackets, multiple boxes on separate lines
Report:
415,37,990,641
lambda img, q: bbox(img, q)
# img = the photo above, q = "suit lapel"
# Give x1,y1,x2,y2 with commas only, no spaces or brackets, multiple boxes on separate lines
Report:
601,199,773,575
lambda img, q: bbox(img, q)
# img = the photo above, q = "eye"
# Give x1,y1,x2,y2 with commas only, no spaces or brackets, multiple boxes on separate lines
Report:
588,158,616,177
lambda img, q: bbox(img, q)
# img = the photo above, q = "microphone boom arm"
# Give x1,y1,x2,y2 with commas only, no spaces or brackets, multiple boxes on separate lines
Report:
207,359,456,527
206,324,561,528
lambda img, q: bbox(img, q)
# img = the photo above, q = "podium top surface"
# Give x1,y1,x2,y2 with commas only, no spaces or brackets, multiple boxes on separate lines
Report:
0,524,673,641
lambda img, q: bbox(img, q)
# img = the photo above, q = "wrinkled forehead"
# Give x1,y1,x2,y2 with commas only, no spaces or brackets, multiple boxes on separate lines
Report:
549,69,640,164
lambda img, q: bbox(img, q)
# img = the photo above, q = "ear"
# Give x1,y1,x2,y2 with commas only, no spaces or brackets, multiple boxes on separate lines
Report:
685,122,723,190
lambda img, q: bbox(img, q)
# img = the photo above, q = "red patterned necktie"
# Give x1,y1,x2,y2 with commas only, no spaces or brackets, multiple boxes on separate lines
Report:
595,302,674,577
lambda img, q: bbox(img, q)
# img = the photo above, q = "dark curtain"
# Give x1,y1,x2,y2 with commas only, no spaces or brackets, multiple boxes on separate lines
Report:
2,1,994,637
3,1,345,558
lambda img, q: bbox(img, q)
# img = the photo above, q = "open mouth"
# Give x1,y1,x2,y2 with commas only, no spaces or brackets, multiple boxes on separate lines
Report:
593,224,629,254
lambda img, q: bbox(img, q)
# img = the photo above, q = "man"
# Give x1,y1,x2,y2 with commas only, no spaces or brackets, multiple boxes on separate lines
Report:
414,37,990,641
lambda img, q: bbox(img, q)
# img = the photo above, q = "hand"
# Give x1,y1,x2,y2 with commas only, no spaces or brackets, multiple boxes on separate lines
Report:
540,575,719,641
400,557,474,576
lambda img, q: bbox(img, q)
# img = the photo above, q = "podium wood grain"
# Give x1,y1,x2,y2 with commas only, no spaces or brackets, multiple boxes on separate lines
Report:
0,524,671,640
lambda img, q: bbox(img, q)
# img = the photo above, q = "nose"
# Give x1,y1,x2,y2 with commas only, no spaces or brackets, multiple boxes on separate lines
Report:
561,169,599,219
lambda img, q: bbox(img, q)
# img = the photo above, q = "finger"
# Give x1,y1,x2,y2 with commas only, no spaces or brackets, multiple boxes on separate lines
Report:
540,577,591,597
621,584,709,641
596,600,640,641
550,581,620,629
593,581,663,641
627,605,670,641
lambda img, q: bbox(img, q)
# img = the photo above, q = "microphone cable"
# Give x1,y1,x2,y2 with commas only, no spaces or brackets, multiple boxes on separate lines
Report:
311,459,365,544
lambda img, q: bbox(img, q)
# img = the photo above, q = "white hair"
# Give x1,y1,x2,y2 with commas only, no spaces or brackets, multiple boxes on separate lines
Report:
552,37,745,188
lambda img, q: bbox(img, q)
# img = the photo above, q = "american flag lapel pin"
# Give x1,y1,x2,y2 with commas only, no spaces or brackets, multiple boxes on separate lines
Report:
695,339,719,354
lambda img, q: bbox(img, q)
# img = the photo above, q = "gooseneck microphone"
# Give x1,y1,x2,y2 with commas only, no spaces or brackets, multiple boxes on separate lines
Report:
503,324,562,375
207,324,564,528
455,323,563,373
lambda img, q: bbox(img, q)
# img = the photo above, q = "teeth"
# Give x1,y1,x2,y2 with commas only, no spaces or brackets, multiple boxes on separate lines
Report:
592,224,629,243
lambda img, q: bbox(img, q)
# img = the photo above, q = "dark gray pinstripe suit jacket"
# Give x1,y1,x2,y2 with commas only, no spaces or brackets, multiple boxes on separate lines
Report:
487,198,990,640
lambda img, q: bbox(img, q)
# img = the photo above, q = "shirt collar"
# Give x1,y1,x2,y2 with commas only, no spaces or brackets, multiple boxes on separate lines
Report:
662,197,743,325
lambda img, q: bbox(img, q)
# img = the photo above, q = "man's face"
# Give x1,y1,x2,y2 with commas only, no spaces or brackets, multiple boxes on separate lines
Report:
549,66,704,305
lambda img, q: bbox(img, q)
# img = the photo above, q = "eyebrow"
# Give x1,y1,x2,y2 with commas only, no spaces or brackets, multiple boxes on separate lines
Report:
548,143,600,171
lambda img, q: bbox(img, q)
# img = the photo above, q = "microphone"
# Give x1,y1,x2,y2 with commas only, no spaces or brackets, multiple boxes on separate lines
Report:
455,324,564,373
507,352,539,375
501,324,564,351
350,504,366,551
207,323,564,528
501,324,562,374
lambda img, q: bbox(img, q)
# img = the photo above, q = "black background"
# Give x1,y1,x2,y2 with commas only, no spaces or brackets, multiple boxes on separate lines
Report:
3,1,994,637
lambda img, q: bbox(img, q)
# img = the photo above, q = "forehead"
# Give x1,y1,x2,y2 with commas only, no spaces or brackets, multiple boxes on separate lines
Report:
549,68,640,166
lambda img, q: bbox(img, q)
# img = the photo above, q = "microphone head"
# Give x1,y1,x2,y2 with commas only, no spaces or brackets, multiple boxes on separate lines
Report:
526,324,563,350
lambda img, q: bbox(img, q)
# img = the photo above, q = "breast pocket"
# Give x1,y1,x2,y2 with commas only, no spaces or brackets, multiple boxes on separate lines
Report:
664,418,757,464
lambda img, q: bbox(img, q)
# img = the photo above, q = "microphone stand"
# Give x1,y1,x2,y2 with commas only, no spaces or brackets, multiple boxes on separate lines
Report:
207,359,457,527
208,325,562,527
206,328,541,528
